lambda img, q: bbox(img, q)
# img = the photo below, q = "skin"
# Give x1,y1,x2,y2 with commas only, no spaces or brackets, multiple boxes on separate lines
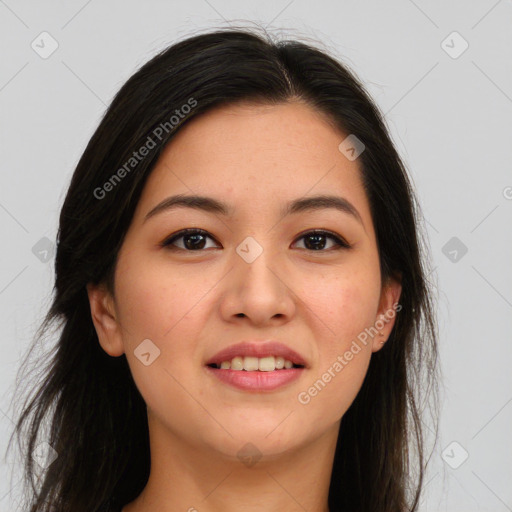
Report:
87,100,402,512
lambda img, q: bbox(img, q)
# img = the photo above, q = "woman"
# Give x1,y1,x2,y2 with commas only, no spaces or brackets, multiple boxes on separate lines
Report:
8,26,440,512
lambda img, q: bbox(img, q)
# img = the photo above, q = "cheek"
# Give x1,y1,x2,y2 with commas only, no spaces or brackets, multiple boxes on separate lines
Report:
297,281,376,422
294,265,380,420
303,351,370,426
297,264,381,350
113,260,212,426
113,256,220,393
114,251,210,342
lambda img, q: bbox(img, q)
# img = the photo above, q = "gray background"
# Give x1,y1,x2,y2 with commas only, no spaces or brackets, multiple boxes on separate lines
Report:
1,1,511,511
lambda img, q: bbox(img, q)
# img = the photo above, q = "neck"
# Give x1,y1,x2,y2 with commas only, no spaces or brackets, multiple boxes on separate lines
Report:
122,413,339,512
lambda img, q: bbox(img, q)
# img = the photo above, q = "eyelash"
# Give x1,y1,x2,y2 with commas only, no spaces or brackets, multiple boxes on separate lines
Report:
161,228,351,252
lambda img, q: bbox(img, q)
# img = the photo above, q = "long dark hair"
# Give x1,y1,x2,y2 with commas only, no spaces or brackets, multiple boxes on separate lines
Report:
7,26,440,512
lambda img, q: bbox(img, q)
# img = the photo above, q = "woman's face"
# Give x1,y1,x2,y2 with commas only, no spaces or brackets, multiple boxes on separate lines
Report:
88,100,401,461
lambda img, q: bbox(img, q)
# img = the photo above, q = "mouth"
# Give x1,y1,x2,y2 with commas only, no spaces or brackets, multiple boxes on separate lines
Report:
204,341,307,392
205,340,308,369
206,357,304,371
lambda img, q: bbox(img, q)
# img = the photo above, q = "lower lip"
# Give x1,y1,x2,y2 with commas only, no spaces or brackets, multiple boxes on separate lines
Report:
205,366,304,391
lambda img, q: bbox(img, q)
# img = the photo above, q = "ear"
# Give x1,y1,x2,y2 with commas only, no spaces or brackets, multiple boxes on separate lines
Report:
86,282,125,357
372,273,402,353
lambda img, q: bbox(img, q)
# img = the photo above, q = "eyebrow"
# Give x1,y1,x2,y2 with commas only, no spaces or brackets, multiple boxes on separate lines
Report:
143,193,364,226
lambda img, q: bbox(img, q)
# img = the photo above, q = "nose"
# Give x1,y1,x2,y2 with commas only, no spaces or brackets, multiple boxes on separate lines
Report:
219,241,296,326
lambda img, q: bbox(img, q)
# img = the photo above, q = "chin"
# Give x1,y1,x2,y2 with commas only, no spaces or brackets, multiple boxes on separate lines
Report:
208,435,299,465
203,417,303,454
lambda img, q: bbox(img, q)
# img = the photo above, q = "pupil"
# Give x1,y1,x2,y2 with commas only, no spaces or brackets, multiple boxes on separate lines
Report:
305,234,325,250
185,234,206,250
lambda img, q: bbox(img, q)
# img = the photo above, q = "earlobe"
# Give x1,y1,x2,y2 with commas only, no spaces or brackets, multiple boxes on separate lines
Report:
86,282,125,357
372,274,402,352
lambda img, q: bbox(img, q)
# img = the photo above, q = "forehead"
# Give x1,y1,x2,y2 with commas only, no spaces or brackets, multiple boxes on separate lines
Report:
133,101,373,231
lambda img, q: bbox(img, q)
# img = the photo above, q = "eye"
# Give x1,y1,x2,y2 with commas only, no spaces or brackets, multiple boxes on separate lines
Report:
161,229,351,252
161,228,219,251
292,230,351,251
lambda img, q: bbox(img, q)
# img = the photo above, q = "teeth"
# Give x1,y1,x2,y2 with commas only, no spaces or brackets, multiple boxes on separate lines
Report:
231,356,243,370
258,356,275,371
216,355,300,371
244,356,259,371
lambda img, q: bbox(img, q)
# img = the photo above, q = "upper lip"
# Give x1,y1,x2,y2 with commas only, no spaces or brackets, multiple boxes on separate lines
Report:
205,341,307,367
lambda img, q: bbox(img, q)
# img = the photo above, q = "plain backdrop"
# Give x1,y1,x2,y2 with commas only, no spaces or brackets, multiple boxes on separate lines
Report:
1,1,511,511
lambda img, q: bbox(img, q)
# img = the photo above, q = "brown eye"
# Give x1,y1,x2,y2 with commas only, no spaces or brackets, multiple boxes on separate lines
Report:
162,229,219,251
293,230,350,251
